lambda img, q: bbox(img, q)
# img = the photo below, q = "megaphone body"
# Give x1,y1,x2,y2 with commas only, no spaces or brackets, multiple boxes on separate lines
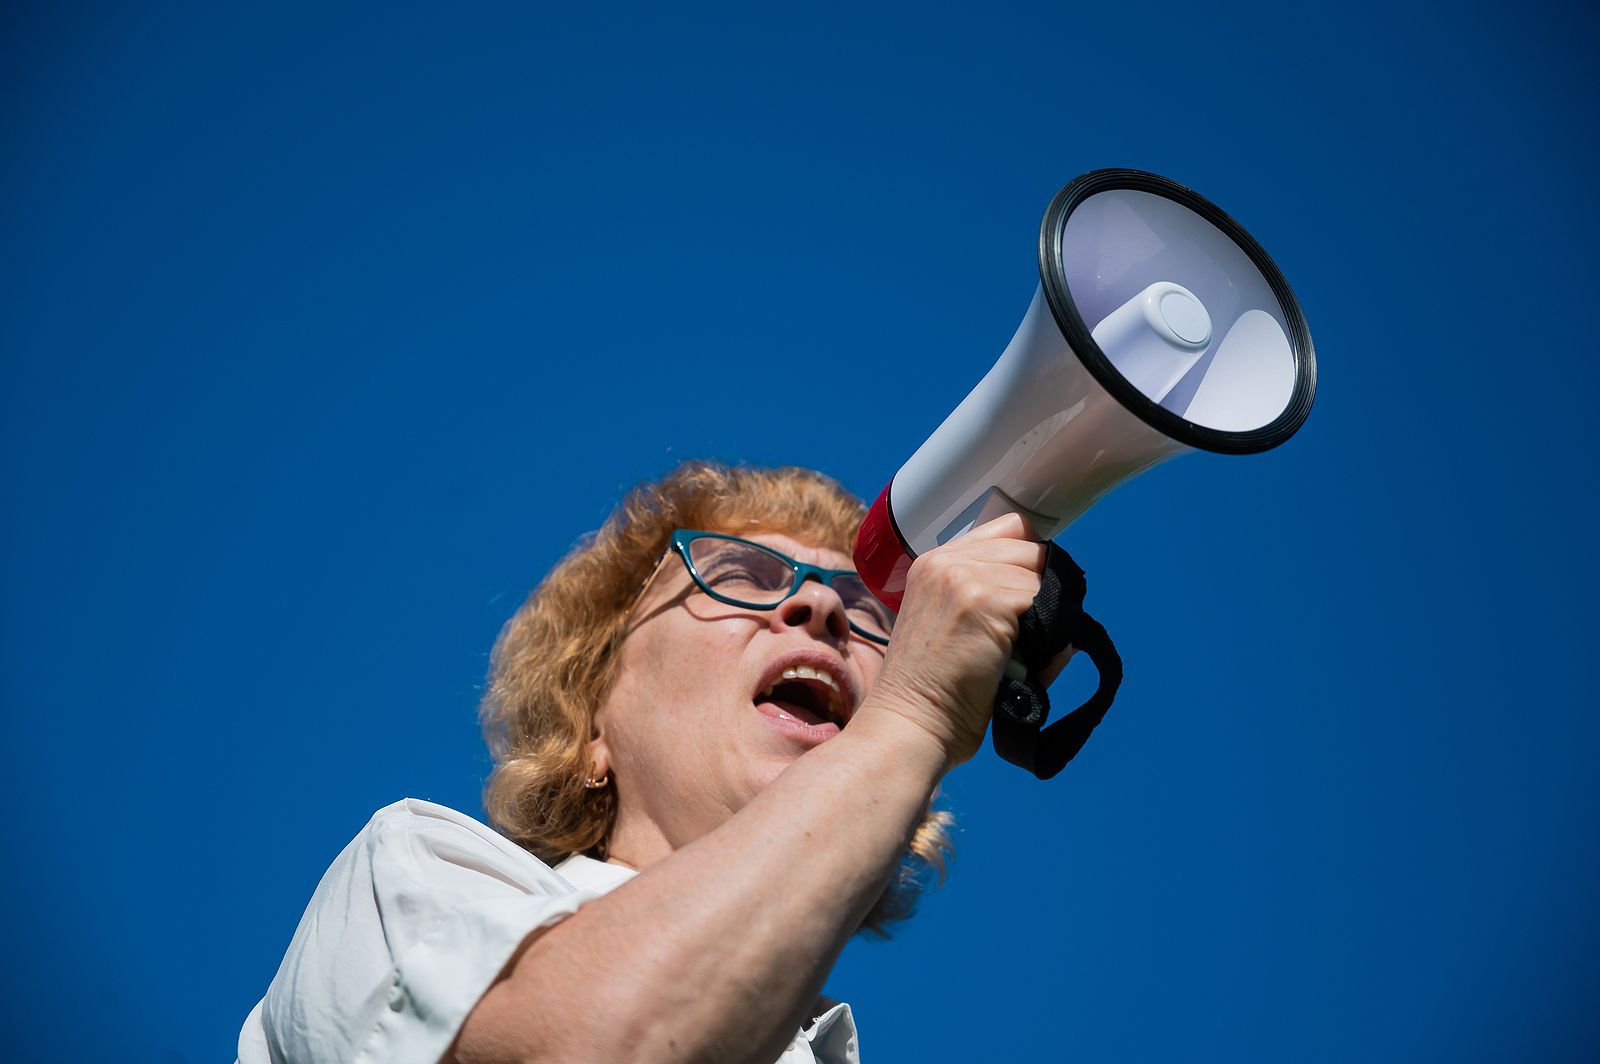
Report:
856,170,1316,611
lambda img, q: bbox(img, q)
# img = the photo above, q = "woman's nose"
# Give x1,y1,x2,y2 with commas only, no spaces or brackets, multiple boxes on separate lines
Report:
773,578,851,642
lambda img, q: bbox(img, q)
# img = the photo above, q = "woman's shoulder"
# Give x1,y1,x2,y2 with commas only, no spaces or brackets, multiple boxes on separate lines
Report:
355,798,639,894
244,800,621,1064
360,796,503,837
348,797,572,892
359,797,517,850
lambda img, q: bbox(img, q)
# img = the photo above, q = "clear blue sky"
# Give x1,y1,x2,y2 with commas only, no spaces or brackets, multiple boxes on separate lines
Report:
4,3,1597,1061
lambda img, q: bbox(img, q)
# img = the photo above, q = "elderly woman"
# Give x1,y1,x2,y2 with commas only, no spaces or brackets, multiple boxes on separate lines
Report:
238,461,1055,1064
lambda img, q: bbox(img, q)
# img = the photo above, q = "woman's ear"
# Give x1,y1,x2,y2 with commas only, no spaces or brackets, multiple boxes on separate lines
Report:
585,719,612,784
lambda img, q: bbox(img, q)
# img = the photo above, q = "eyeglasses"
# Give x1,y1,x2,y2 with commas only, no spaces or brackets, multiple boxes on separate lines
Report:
664,529,894,646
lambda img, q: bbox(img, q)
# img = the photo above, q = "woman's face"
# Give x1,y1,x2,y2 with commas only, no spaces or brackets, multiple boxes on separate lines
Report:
594,528,888,858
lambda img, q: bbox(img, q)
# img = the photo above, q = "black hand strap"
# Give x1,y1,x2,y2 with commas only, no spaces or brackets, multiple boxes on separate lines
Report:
991,542,1124,780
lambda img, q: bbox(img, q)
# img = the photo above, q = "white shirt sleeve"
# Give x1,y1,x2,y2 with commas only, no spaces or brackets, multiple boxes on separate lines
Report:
242,798,607,1064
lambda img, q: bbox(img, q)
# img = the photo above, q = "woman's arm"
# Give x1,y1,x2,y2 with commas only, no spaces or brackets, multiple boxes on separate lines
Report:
449,516,1045,1064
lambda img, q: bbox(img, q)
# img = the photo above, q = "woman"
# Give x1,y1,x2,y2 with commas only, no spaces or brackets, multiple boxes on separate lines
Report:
237,461,1055,1064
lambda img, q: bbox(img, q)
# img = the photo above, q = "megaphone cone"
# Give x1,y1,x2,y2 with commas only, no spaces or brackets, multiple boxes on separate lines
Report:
856,169,1316,609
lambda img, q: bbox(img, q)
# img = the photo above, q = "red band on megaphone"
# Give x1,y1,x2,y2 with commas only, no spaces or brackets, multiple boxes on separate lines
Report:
854,484,915,612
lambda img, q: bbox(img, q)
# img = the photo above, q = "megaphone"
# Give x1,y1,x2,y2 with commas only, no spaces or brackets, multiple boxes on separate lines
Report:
854,169,1316,777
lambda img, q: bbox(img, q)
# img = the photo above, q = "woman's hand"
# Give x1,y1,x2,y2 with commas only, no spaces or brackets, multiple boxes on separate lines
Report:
859,512,1047,769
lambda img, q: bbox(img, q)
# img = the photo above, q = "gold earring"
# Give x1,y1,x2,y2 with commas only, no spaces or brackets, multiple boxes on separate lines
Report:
582,773,610,789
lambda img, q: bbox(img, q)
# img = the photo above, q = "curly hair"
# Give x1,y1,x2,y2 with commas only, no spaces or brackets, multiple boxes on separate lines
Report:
479,460,953,935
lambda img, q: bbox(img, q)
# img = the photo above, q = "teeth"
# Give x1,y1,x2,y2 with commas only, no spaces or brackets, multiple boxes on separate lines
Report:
781,665,840,693
757,663,849,723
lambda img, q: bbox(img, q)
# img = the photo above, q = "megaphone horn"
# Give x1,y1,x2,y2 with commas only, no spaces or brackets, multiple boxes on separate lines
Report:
855,169,1317,777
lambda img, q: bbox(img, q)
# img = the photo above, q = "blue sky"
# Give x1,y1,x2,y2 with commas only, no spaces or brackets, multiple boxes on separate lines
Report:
4,3,1597,1060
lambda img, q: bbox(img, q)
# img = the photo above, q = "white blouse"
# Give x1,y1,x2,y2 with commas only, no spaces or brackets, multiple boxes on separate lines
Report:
237,798,861,1063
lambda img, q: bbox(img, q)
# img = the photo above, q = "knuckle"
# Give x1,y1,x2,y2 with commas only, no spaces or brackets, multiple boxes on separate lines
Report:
957,582,988,610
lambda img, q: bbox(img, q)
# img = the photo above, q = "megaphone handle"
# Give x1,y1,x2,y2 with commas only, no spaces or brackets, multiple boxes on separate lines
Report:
991,616,1122,779
1042,616,1122,776
990,542,1124,779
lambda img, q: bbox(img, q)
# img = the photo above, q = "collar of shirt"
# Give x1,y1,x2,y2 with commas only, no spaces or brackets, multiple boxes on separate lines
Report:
553,852,639,893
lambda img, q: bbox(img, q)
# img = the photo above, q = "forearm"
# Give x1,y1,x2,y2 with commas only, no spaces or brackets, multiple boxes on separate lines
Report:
456,708,947,1064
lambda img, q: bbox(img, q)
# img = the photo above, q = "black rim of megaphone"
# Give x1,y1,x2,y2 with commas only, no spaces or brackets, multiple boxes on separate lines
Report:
1038,169,1317,455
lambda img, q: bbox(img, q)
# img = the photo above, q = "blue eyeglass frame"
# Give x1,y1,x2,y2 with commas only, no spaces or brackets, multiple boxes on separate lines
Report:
668,529,893,646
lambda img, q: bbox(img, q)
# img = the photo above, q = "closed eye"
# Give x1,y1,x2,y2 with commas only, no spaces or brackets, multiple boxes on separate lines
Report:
844,602,894,636
705,564,789,591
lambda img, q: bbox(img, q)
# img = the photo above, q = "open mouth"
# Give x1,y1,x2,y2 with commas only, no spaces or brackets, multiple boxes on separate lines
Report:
753,662,852,733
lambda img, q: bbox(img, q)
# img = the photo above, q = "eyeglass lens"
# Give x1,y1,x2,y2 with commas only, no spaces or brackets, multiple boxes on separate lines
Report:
685,536,894,641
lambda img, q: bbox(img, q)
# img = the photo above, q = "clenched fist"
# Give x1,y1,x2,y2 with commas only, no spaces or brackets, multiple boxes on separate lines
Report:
857,513,1049,768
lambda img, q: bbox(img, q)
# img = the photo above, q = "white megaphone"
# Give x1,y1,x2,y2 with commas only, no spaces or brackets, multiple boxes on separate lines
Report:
855,168,1316,609
853,169,1316,779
